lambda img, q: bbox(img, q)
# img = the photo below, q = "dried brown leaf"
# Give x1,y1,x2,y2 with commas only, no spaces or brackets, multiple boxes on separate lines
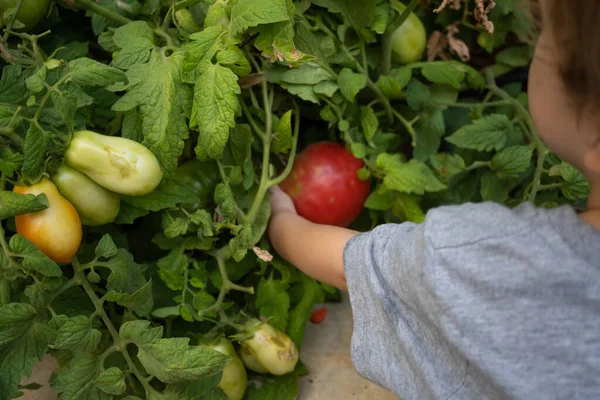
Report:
474,0,496,35
253,247,273,262
238,73,265,89
427,30,449,61
434,0,462,13
447,23,470,62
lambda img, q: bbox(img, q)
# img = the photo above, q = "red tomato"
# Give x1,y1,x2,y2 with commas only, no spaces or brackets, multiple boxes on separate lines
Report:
13,179,82,263
310,307,327,324
280,142,371,227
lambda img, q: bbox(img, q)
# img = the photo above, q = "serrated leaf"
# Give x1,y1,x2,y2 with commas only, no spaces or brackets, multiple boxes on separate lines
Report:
9,235,62,277
421,62,466,90
371,2,390,34
280,82,320,104
68,58,127,87
55,315,102,354
52,354,110,400
414,108,445,161
0,64,27,103
312,0,377,33
480,171,512,203
360,106,378,142
364,189,394,210
392,193,425,223
122,179,200,212
214,183,236,220
95,367,126,395
119,320,163,345
313,80,338,97
406,79,433,110
112,21,155,69
430,153,466,184
376,67,411,99
52,91,77,125
337,68,367,102
0,192,48,221
136,338,230,383
254,17,315,67
230,0,290,35
105,280,153,317
21,124,48,179
162,212,189,238
549,163,590,200
113,51,191,175
0,304,52,399
446,114,512,152
272,110,293,154
491,145,533,179
192,63,241,160
280,64,333,85
377,154,446,195
25,68,46,93
182,26,224,83
103,249,147,295
496,45,532,68
95,234,118,259
256,278,290,331
0,148,23,176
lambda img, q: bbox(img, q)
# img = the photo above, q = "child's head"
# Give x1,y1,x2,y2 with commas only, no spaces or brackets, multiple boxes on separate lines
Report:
527,0,600,183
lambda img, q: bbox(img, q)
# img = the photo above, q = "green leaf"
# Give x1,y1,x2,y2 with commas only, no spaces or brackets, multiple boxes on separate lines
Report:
95,234,118,259
350,142,366,159
371,2,390,34
214,183,236,220
162,212,190,238
95,367,126,395
491,145,533,179
0,64,27,103
376,67,411,99
122,179,200,212
421,62,466,90
364,189,394,211
136,338,230,383
446,114,512,152
55,315,102,354
246,375,299,400
286,276,323,348
391,193,425,223
549,163,590,200
313,80,339,97
9,235,62,277
430,153,466,184
230,0,290,34
192,63,241,160
279,82,320,104
68,57,127,87
0,147,23,176
338,68,367,102
113,51,191,175
21,124,48,179
0,303,52,399
52,354,110,400
360,106,378,142
312,0,377,33
256,278,290,332
406,79,433,110
104,249,147,295
119,320,163,345
272,110,293,154
112,21,155,69
280,64,333,85
182,26,224,83
413,108,445,161
377,154,446,195
496,45,532,68
254,16,315,67
105,280,154,317
25,67,46,93
0,192,48,221
480,171,512,203
52,91,78,126
229,124,254,166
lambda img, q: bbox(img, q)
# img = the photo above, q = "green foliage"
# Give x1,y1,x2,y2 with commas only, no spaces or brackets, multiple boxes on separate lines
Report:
0,0,588,399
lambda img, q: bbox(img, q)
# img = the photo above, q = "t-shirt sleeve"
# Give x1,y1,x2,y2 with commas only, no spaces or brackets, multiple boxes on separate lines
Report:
343,222,470,399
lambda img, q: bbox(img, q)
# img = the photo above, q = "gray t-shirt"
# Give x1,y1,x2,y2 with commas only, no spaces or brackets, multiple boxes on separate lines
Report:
343,202,600,400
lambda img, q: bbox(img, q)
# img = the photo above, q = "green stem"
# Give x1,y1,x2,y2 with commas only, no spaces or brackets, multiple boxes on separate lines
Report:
382,0,420,75
269,100,301,187
538,182,565,192
391,109,417,146
77,269,154,396
485,70,548,203
240,101,265,139
73,0,133,25
466,160,491,171
437,100,511,109
1,0,24,42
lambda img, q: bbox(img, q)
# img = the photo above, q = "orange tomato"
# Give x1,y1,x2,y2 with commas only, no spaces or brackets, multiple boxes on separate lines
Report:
13,179,82,263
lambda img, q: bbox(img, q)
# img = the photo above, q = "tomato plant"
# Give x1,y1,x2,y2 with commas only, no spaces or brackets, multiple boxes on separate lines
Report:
280,142,371,227
0,0,588,399
0,0,51,31
13,179,82,263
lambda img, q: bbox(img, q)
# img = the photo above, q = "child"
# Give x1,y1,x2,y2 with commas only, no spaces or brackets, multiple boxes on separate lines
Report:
268,0,600,398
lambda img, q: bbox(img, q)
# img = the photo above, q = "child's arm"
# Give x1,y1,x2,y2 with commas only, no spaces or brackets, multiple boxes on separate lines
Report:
267,186,357,291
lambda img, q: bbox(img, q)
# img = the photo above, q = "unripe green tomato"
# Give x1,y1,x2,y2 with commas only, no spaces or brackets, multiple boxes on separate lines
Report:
206,338,248,400
64,130,163,196
0,0,51,31
238,321,299,376
390,1,426,64
52,165,120,227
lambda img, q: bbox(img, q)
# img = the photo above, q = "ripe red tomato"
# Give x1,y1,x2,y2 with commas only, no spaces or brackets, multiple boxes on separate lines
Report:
13,179,82,263
280,142,370,227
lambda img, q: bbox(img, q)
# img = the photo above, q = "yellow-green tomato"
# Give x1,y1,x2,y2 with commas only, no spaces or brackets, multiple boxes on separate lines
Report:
390,1,426,64
64,130,163,196
0,0,51,31
206,338,248,400
238,321,299,376
52,165,120,227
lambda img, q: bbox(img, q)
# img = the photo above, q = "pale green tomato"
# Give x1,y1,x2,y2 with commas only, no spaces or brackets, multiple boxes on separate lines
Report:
0,0,51,31
390,1,426,64
64,130,163,196
238,321,298,376
52,165,120,227
207,338,248,400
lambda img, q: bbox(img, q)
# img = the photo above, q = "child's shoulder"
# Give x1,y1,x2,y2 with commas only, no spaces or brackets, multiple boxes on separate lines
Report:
421,201,575,250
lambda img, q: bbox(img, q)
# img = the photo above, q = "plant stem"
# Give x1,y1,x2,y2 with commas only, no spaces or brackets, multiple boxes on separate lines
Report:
485,70,548,203
240,101,265,139
1,0,23,42
269,100,301,187
73,0,133,25
466,160,491,171
76,269,154,396
437,100,511,109
382,0,420,75
392,109,417,146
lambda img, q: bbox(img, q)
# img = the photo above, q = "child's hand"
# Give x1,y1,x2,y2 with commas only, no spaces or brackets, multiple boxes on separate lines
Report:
269,186,297,216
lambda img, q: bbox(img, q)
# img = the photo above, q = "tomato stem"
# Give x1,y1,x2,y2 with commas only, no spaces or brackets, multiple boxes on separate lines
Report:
72,0,133,25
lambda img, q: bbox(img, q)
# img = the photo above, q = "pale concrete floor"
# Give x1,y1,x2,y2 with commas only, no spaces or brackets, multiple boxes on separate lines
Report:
18,295,397,400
